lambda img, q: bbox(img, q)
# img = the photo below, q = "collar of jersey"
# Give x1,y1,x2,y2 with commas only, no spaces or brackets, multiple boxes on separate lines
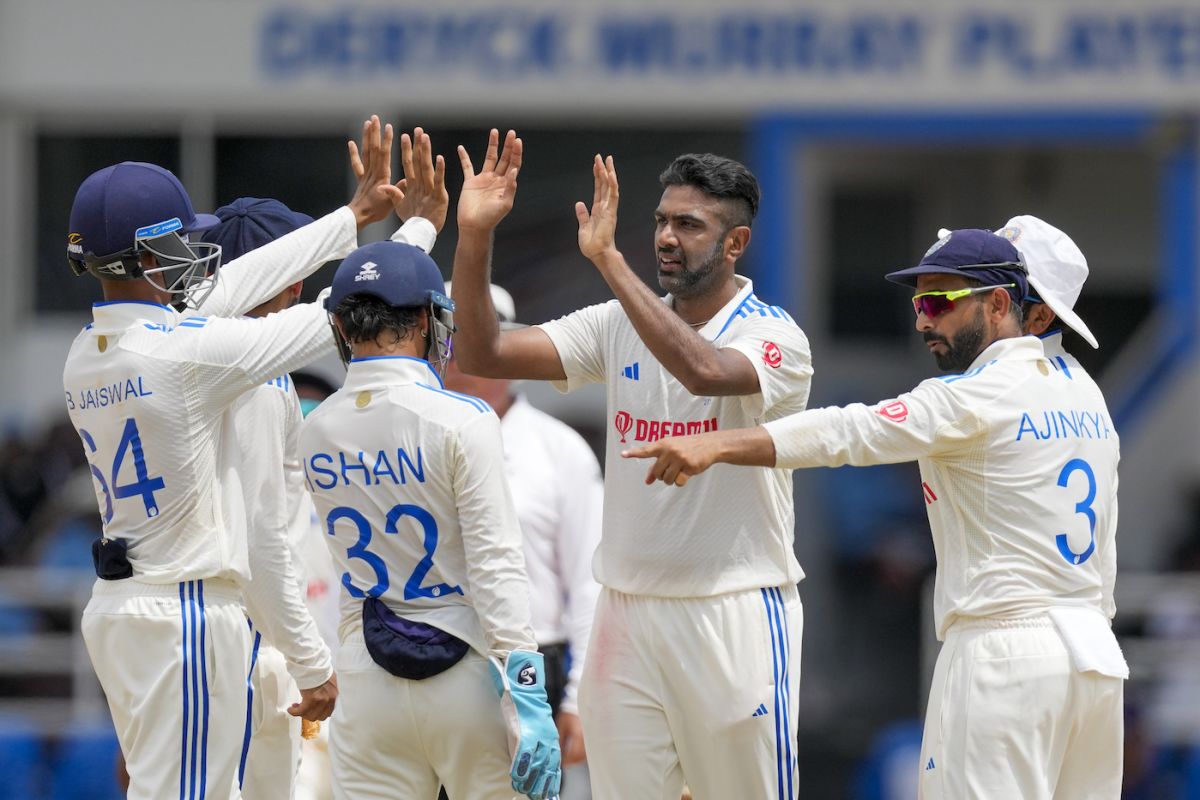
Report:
664,274,753,341
90,300,179,332
966,333,1044,370
345,355,442,388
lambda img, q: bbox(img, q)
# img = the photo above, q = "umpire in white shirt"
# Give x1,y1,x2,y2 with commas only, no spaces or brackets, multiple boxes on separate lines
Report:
444,283,603,798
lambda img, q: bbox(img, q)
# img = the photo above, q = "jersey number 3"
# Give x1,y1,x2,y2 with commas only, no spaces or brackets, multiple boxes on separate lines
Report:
1056,458,1097,566
79,418,166,523
326,505,464,601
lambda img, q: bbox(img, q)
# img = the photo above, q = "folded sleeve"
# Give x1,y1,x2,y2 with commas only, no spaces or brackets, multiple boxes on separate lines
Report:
536,302,612,393
721,319,813,420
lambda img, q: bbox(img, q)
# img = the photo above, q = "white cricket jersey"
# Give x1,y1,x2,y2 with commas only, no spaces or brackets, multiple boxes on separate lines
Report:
763,335,1120,639
538,275,812,597
223,217,436,689
63,208,361,584
298,356,537,661
498,395,603,713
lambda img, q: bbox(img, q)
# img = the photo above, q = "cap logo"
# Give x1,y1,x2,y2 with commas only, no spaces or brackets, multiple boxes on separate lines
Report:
67,232,84,255
354,261,381,282
924,233,952,258
996,226,1022,243
134,217,183,239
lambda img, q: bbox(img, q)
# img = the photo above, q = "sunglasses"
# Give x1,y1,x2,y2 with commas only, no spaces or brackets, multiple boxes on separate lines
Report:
911,284,1016,318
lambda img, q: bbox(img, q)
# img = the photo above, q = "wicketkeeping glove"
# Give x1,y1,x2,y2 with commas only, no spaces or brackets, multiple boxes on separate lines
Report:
489,650,562,800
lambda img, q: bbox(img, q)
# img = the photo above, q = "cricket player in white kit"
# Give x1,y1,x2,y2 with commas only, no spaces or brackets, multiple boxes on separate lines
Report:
299,240,561,800
63,118,406,800
627,228,1127,799
449,133,811,800
200,138,448,800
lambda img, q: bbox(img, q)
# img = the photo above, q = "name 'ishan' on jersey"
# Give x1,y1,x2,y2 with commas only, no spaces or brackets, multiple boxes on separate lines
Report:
304,447,427,490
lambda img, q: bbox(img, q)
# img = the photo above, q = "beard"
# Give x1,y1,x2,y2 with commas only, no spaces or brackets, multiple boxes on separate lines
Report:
657,239,724,299
925,304,987,372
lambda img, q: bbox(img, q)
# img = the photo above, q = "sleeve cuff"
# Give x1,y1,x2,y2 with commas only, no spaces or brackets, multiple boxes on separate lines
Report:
289,658,334,691
391,216,438,253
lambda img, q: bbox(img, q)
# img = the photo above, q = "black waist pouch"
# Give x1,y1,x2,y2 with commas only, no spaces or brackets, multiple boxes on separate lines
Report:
91,537,133,580
361,597,469,680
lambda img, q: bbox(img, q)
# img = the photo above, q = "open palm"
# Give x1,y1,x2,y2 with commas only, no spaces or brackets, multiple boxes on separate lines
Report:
576,154,619,261
457,129,523,232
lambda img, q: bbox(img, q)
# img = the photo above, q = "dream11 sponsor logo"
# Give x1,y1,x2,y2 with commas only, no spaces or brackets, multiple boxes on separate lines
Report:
614,410,718,444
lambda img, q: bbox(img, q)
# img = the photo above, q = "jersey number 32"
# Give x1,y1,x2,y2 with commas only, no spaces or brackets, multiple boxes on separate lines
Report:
326,505,464,601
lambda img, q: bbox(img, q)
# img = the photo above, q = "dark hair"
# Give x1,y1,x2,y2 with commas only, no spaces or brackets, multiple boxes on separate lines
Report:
659,153,760,229
334,294,423,347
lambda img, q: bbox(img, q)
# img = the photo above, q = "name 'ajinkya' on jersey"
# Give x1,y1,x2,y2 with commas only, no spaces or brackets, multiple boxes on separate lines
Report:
538,276,813,598
763,335,1120,640
63,208,359,585
298,356,537,661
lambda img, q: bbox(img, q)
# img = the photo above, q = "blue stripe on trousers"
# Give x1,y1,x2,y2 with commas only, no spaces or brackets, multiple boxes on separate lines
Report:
198,581,210,799
770,588,795,800
239,630,262,788
761,589,785,800
188,582,200,800
179,583,189,800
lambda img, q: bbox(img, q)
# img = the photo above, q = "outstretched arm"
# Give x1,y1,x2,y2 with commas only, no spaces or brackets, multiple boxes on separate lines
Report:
626,383,981,486
450,129,567,380
576,155,760,397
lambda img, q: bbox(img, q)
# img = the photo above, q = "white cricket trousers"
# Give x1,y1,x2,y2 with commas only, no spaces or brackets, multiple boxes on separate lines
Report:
329,640,518,800
579,585,802,800
240,636,302,800
919,615,1124,799
82,577,251,800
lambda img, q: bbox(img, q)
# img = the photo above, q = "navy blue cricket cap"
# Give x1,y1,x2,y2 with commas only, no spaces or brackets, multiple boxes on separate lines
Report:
200,198,314,262
326,240,448,312
886,229,1029,299
68,162,219,262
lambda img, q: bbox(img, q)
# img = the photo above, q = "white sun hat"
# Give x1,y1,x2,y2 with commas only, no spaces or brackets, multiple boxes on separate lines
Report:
990,215,1098,349
444,281,523,329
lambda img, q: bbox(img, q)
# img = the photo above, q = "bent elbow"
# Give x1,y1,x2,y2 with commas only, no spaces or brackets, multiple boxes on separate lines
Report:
680,367,723,397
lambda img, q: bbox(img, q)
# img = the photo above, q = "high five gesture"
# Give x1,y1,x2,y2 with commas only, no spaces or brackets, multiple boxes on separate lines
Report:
576,154,620,262
457,128,523,232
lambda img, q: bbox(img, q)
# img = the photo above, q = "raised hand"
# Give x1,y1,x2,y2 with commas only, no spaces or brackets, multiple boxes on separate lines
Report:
385,127,449,233
346,115,396,230
576,154,619,262
457,129,523,233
